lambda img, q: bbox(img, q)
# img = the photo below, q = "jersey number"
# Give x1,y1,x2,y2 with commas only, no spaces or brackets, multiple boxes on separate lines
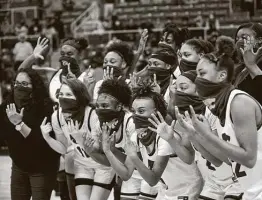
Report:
235,163,247,178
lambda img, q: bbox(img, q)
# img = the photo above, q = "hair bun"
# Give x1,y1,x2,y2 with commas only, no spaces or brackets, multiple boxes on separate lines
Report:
216,36,235,58
75,38,88,51
132,81,155,96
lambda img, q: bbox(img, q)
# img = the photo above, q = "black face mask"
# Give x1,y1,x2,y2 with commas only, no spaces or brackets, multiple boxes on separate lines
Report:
59,56,81,78
96,108,122,124
133,114,157,146
14,85,33,109
59,98,83,122
147,67,171,94
179,59,198,73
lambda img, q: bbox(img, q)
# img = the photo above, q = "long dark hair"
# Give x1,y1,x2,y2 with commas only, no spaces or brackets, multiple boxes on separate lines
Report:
7,68,51,108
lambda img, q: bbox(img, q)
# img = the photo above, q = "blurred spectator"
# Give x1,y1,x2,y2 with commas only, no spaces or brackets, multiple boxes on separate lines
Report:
112,15,123,30
155,18,163,29
205,12,220,31
29,18,42,35
42,18,58,48
15,21,29,35
207,29,220,47
13,33,33,71
53,14,65,40
140,18,154,33
242,0,254,17
126,19,138,30
63,0,75,11
194,11,204,27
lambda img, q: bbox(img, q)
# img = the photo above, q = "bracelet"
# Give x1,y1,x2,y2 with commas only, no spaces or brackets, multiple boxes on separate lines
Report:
15,121,22,126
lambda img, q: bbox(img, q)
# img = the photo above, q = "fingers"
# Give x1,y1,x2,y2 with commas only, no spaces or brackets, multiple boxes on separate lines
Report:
148,126,157,133
184,111,191,121
40,38,49,46
41,117,47,126
189,105,197,121
148,118,158,128
110,67,114,79
171,120,176,129
37,37,41,45
20,108,24,116
156,111,165,122
169,75,173,87
153,74,157,83
67,64,72,75
151,113,161,124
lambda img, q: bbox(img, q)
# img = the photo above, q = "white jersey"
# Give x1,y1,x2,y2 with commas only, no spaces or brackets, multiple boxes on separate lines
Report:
49,69,86,102
216,89,262,200
132,133,202,199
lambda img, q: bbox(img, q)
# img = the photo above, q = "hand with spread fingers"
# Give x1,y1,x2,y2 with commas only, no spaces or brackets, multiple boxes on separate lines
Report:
33,37,49,60
84,136,96,154
138,29,149,54
148,111,181,142
84,66,96,85
124,133,138,158
130,72,142,89
174,106,195,136
189,105,212,136
6,104,24,126
102,122,116,152
103,66,114,80
40,117,53,139
240,35,262,67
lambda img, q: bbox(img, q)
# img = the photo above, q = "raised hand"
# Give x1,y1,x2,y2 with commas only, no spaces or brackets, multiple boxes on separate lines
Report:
130,72,141,89
40,117,52,139
66,64,77,79
102,123,116,152
138,29,148,54
169,75,176,98
148,111,181,142
125,134,138,158
33,37,49,60
152,74,161,94
84,66,96,85
174,106,195,135
84,136,96,154
240,35,262,67
6,104,24,126
103,66,114,80
189,105,212,136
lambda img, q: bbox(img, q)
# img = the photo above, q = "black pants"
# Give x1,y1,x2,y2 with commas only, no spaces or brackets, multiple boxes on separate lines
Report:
11,163,57,200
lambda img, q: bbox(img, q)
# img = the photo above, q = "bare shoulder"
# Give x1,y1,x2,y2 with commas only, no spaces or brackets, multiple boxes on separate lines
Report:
231,94,258,116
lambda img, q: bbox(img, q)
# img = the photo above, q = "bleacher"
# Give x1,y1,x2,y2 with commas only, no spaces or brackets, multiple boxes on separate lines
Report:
114,0,259,27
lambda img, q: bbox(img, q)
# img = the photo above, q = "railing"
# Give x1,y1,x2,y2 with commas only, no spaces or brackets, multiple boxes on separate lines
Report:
70,1,100,35
76,25,239,45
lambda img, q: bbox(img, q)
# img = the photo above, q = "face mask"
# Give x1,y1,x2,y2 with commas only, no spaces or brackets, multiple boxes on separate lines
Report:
14,85,32,109
139,130,157,147
179,59,198,73
59,98,83,122
103,65,123,79
147,67,171,94
132,114,153,129
195,77,228,99
173,91,205,115
59,56,81,78
96,108,122,124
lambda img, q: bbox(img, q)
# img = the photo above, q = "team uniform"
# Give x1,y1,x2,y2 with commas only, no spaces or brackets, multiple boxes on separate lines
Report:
196,108,243,200
215,89,262,200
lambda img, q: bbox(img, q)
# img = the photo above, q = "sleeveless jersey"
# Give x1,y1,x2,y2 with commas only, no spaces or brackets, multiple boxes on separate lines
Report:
49,69,86,102
216,89,262,200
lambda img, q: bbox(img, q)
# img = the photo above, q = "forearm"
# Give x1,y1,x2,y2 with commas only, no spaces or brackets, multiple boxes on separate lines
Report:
130,156,159,186
43,135,67,154
168,137,194,164
200,130,252,167
18,54,36,70
190,135,224,166
89,152,111,167
105,150,131,180
246,64,262,79
19,123,31,138
112,147,127,163
131,51,143,73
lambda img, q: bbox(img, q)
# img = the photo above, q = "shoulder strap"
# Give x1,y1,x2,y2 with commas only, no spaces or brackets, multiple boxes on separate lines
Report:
87,107,95,132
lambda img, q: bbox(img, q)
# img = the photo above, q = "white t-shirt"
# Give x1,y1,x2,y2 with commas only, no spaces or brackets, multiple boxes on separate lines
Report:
13,41,33,61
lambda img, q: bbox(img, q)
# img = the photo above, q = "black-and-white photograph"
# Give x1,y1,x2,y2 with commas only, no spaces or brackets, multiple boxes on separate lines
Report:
0,0,262,200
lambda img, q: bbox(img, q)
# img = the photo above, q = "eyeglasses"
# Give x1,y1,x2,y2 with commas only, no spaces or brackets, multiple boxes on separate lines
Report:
14,80,32,87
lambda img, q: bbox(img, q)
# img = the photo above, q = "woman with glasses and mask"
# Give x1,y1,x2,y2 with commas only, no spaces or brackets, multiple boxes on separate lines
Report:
176,37,262,200
0,68,60,200
234,23,262,105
